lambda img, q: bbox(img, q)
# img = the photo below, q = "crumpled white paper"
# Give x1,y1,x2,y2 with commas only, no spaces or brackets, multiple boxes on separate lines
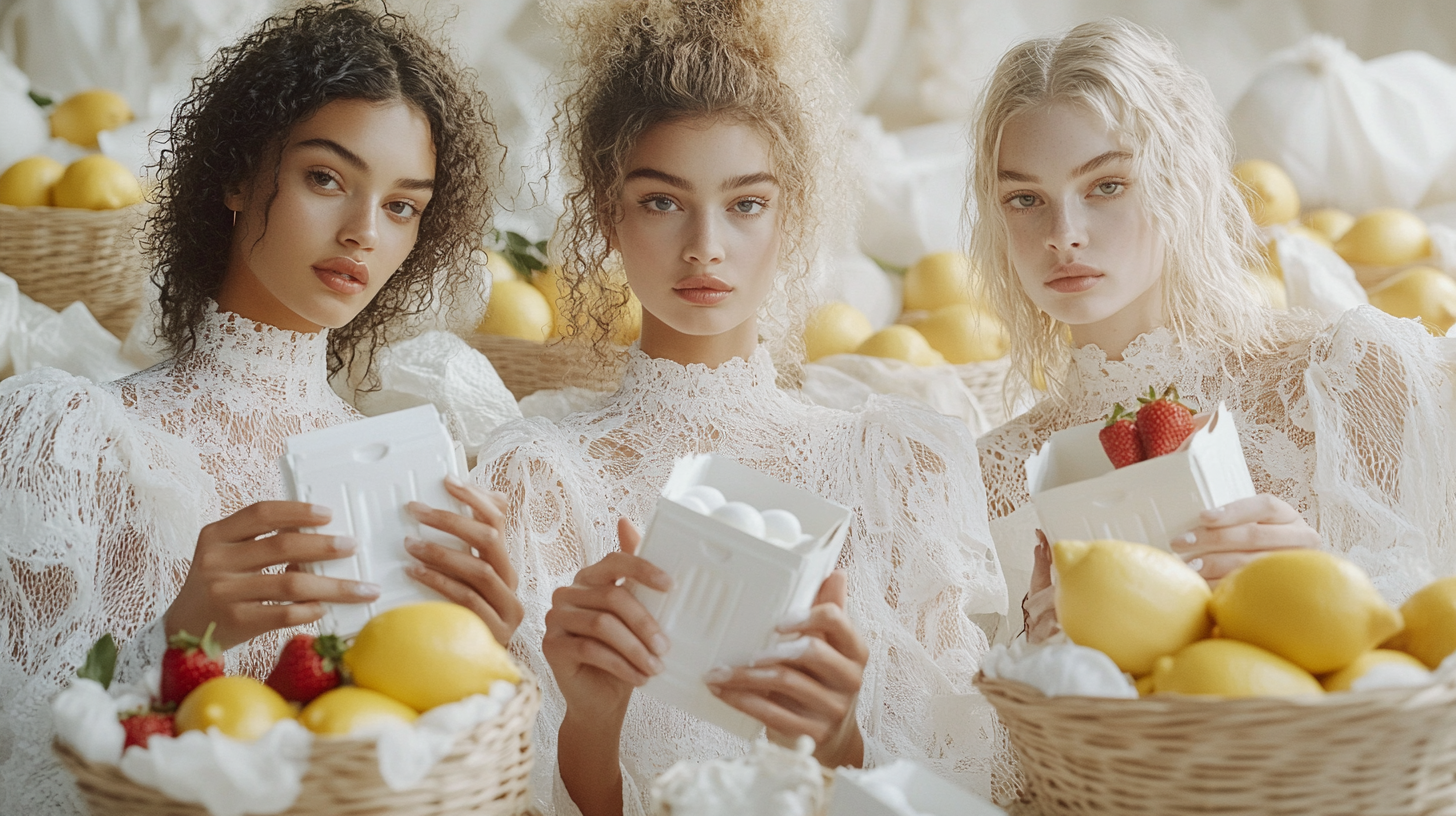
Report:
1268,227,1368,319
0,270,140,381
650,736,825,816
372,679,518,791
802,354,992,438
980,636,1138,699
119,723,313,816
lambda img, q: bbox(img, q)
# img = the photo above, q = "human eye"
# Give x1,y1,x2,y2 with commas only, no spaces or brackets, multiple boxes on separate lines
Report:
385,199,422,220
1090,179,1128,198
731,197,767,216
307,168,342,192
1002,192,1040,211
639,195,679,214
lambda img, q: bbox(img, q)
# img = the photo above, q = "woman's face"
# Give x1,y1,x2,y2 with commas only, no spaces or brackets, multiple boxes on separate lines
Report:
996,102,1165,336
222,98,436,332
611,117,781,340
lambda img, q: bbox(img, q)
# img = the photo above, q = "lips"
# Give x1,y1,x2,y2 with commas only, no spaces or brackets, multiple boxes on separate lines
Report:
1046,262,1103,294
673,274,734,305
312,257,369,295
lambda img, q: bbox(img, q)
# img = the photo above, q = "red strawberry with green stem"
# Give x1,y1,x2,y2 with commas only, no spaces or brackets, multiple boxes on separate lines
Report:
120,710,175,750
265,634,346,704
1136,385,1197,458
160,622,224,705
1098,403,1144,468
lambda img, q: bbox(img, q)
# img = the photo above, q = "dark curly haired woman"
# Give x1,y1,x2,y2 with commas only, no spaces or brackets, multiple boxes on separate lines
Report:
0,5,520,813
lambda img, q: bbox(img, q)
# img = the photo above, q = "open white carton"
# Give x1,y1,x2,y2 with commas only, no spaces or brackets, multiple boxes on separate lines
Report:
278,404,470,638
827,760,1005,816
633,454,852,740
1026,402,1256,551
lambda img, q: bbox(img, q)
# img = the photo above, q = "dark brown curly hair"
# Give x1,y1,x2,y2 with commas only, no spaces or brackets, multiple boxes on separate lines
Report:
144,0,499,381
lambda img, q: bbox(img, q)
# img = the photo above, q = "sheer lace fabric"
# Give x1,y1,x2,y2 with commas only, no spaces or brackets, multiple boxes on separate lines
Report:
978,307,1456,613
0,302,359,816
474,345,1011,816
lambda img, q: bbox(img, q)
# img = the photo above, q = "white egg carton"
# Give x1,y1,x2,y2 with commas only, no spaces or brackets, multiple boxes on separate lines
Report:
278,404,469,639
1026,402,1255,551
633,454,852,740
827,760,1005,816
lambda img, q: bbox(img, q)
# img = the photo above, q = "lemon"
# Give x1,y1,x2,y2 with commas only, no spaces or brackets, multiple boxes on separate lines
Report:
51,155,144,210
174,676,297,741
1152,639,1323,698
1232,159,1300,227
1384,576,1456,668
531,265,569,338
1366,266,1456,336
298,686,419,736
911,303,1008,364
613,286,643,345
1320,649,1429,692
854,325,945,367
1052,539,1212,676
0,156,65,207
1334,209,1431,267
345,601,520,712
1287,224,1333,249
903,252,973,312
476,277,553,342
485,250,519,283
1135,674,1156,697
1210,550,1403,675
1302,209,1355,243
50,89,134,149
804,302,874,362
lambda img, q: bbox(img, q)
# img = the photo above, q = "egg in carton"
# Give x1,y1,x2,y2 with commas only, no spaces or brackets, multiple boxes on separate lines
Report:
634,454,852,740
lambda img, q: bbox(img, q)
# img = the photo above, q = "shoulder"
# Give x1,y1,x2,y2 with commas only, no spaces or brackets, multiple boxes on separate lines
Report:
472,414,595,486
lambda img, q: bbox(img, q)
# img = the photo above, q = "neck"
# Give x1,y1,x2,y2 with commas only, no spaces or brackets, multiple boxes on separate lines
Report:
215,245,324,335
1067,278,1165,361
637,311,759,368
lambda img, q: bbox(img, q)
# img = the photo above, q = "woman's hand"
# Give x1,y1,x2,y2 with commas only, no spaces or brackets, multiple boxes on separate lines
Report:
404,476,523,645
165,501,380,650
1171,494,1319,583
706,570,868,769
1024,531,1059,643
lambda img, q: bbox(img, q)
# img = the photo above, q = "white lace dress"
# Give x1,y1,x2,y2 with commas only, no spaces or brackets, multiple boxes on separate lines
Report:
0,302,360,816
979,306,1456,615
474,345,1010,816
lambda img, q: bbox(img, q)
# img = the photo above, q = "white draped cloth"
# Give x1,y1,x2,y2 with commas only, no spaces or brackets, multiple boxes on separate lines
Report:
979,306,1456,616
474,345,1011,816
0,302,358,816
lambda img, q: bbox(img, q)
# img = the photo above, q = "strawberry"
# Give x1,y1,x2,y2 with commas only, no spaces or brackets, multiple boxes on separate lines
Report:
120,710,174,750
1135,385,1197,458
1098,403,1144,468
160,622,224,705
265,634,346,704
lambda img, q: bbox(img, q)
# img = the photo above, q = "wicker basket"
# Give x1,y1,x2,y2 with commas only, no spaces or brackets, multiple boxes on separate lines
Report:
0,202,149,339
55,669,542,816
976,673,1456,816
463,332,626,400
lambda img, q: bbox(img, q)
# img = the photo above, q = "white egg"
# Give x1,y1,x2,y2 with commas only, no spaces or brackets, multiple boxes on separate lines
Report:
711,501,765,538
760,509,803,547
677,485,726,512
674,494,710,515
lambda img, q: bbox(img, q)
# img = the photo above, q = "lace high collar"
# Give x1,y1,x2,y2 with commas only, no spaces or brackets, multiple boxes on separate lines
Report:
173,301,334,394
612,344,782,408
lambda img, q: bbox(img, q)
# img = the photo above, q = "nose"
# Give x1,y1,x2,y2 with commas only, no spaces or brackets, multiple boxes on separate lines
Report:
1046,199,1087,253
338,197,378,251
683,212,724,266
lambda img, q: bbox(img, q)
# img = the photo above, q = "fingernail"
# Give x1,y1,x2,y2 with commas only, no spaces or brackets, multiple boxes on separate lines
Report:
332,535,357,553
406,501,429,518
708,684,723,696
648,655,665,675
650,573,673,592
703,666,732,683
355,582,381,597
651,633,671,657
311,504,333,519
1201,506,1225,521
404,536,425,553
746,668,777,681
445,475,465,488
1176,532,1197,547
1187,558,1204,572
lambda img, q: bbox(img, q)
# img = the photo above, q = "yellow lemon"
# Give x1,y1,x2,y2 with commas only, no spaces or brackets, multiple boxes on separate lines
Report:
476,277,553,342
612,287,643,346
52,155,144,210
804,302,874,362
903,252,974,312
1384,576,1456,668
1135,674,1156,697
1152,639,1323,698
1320,649,1429,692
1232,159,1300,227
298,686,419,736
345,601,520,712
1052,539,1212,676
911,303,1008,364
1335,209,1431,267
50,89,134,149
531,265,569,337
1210,550,1402,675
1302,208,1356,243
1287,224,1333,248
174,676,296,741
485,250,519,283
0,156,65,207
1366,266,1456,336
854,325,945,367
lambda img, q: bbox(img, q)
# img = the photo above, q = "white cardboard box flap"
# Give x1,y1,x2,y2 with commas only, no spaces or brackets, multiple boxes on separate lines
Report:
634,454,852,739
279,404,469,639
827,760,1005,816
1026,402,1255,550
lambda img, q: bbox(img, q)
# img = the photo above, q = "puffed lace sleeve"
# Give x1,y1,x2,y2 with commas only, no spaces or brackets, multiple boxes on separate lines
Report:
0,368,211,815
1296,306,1456,602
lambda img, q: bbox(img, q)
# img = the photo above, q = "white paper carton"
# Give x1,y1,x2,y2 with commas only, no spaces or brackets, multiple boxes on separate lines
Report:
278,405,470,638
633,454,852,739
1026,402,1255,551
827,761,1005,816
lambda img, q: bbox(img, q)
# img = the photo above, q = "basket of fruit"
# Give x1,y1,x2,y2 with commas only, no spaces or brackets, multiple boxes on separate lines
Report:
52,602,539,816
0,90,150,338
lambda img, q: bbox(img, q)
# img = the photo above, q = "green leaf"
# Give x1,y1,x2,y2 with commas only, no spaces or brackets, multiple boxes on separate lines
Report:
28,90,53,108
78,634,117,689
869,255,907,277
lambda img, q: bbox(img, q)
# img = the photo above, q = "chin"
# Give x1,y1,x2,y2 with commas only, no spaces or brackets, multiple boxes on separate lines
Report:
294,298,366,331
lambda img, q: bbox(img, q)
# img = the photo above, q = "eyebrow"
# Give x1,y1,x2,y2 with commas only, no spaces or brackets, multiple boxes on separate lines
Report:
293,137,434,192
998,150,1134,184
721,172,777,191
624,167,693,191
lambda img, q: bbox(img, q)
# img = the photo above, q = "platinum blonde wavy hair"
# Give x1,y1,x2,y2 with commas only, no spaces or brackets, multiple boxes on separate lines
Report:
968,18,1281,399
545,0,850,381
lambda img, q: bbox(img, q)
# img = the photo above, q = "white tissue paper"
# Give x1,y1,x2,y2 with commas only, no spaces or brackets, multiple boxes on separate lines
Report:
11,299,141,382
802,355,993,438
1350,662,1435,692
373,680,518,791
120,723,313,816
1269,227,1368,319
828,760,1005,816
649,736,825,816
979,637,1138,699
